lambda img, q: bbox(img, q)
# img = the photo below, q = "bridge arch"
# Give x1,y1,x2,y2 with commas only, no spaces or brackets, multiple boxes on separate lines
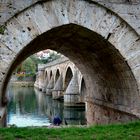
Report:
64,67,73,91
44,70,48,80
0,0,140,124
54,69,60,83
49,70,53,81
44,70,48,87
80,78,86,103
38,70,45,91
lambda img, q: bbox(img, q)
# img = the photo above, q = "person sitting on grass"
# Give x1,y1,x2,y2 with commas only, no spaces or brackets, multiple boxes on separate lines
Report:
53,115,62,126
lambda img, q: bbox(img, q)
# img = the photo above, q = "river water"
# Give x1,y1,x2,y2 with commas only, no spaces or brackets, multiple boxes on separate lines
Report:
7,86,86,127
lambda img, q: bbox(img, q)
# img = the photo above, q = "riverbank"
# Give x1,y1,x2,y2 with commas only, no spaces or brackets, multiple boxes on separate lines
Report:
1,121,140,139
10,81,34,87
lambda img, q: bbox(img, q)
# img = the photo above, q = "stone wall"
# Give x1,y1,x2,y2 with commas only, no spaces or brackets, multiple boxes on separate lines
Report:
1,0,140,34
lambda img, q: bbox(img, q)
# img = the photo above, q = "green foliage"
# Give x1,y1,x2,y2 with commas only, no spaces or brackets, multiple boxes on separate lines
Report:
0,121,140,139
0,25,6,34
30,55,43,65
15,52,61,80
22,57,36,74
16,55,38,80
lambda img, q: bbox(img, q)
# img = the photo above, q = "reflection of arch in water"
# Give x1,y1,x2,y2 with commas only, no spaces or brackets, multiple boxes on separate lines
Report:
63,106,86,125
64,67,73,91
34,88,47,115
35,88,64,121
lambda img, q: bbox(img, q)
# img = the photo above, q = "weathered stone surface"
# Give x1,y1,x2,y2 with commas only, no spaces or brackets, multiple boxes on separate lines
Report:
64,71,80,106
53,75,63,91
1,0,140,35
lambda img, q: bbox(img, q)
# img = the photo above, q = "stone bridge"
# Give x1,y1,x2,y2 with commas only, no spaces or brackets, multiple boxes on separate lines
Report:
0,0,140,126
34,56,85,106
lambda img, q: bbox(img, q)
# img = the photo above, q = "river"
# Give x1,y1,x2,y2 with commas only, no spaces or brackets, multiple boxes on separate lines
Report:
7,86,86,127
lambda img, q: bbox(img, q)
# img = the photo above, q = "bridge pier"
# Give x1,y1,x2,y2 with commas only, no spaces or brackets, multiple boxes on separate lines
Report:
64,72,81,107
52,75,64,100
42,86,46,93
42,78,48,93
63,106,85,125
38,71,45,91
34,73,39,89
46,76,54,96
41,87,45,93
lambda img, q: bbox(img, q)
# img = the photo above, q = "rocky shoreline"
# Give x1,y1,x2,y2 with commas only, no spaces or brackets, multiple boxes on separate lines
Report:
10,81,34,87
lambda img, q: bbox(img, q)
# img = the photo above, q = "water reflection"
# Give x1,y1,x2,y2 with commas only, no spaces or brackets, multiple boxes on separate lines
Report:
7,86,86,127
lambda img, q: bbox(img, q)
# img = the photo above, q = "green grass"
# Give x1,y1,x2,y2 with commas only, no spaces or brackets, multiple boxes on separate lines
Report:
0,121,140,140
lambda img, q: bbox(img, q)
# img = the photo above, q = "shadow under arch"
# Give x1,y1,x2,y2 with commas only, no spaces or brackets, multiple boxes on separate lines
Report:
64,67,73,91
80,78,86,103
55,69,60,83
43,70,48,89
49,70,53,80
2,24,140,124
44,70,48,80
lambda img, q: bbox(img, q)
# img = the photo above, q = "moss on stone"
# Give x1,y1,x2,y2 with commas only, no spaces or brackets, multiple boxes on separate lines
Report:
0,25,6,34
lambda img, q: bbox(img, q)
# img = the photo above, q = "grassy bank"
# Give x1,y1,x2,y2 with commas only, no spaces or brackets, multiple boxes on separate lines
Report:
0,121,140,140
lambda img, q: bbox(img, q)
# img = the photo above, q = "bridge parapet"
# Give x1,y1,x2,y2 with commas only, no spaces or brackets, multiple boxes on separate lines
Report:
38,56,69,71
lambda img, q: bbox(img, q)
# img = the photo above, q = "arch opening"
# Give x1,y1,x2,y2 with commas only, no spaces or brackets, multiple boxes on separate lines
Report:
80,78,86,103
44,71,48,80
38,70,44,91
64,67,73,91
1,24,140,124
49,71,52,80
55,69,60,83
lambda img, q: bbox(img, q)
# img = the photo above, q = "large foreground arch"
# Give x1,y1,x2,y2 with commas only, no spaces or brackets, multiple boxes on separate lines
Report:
0,0,140,125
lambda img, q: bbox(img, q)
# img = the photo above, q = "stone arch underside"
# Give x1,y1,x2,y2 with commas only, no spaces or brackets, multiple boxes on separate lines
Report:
0,0,140,124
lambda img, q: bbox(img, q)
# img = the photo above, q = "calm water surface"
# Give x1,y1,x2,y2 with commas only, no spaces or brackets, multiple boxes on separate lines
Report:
7,86,86,127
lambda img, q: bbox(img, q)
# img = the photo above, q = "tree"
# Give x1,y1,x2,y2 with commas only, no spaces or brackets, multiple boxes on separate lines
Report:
15,55,38,80
15,52,61,81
